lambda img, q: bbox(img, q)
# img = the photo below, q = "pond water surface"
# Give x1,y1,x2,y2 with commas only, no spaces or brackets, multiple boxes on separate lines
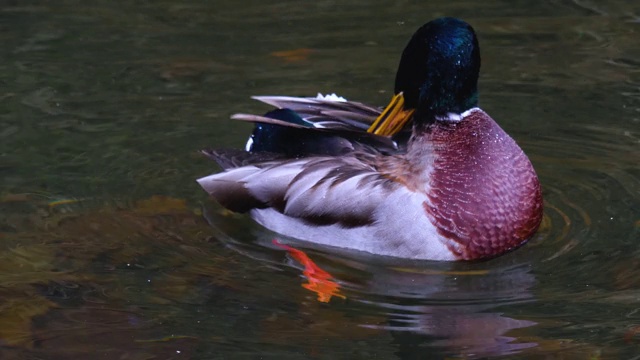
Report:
1,1,640,359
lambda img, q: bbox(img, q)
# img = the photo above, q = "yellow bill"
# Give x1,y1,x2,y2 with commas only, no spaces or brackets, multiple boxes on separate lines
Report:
367,92,415,136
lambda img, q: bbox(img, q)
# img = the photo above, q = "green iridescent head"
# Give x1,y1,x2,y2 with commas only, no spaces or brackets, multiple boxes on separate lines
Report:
394,17,481,122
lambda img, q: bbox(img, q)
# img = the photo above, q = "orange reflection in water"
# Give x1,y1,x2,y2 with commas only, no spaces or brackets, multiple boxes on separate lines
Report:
272,239,345,303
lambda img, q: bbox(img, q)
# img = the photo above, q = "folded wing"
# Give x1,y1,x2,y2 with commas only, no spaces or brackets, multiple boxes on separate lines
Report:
197,155,400,227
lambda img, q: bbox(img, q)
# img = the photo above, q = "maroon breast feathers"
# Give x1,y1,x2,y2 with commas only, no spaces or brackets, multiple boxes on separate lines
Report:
421,110,543,260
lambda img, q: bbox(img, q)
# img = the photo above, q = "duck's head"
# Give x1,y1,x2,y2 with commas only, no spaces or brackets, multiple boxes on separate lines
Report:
368,18,480,135
397,17,480,122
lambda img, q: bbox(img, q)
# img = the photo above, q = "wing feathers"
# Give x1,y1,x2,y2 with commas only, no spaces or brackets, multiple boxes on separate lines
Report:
198,156,400,227
230,114,310,128
197,168,267,213
246,95,382,131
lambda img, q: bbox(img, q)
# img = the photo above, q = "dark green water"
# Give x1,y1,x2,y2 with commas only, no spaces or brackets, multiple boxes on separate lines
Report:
1,1,639,358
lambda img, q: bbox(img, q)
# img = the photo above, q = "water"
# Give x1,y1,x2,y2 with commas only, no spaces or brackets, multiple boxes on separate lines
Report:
1,1,639,358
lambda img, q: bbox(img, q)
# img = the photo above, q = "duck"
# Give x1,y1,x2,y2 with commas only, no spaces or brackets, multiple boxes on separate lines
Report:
197,17,543,261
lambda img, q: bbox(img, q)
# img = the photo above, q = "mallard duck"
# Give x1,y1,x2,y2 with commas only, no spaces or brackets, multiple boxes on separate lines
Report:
197,17,543,261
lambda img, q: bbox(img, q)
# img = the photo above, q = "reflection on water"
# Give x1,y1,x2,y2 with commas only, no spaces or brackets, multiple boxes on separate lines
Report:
342,263,538,358
203,207,547,358
1,0,639,358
